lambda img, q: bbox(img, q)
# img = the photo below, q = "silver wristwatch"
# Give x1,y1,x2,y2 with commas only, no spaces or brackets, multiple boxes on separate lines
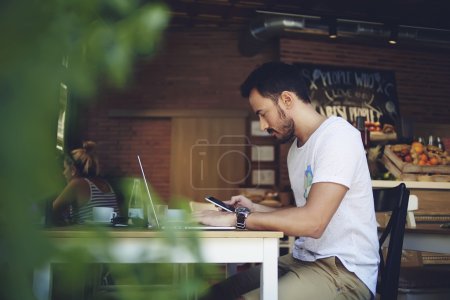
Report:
235,207,251,230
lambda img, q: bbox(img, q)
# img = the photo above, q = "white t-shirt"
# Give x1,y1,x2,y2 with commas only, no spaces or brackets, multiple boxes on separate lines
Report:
287,116,379,295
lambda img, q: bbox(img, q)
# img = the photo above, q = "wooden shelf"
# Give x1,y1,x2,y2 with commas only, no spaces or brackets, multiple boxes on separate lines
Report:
370,131,397,142
372,180,450,190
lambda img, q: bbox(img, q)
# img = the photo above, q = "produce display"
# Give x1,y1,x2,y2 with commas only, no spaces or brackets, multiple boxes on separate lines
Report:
382,143,450,182
365,121,382,132
364,121,395,133
391,143,449,166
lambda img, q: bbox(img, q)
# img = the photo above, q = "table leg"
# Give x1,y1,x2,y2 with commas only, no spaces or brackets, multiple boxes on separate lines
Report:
33,263,52,300
260,238,278,300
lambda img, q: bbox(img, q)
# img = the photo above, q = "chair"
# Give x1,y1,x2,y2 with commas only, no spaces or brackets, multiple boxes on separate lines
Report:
374,183,410,300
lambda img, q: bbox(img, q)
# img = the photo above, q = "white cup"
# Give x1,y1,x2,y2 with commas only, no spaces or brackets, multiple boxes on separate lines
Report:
92,207,114,223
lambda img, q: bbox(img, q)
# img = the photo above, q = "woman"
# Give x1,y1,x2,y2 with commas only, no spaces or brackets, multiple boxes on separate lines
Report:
53,140,118,224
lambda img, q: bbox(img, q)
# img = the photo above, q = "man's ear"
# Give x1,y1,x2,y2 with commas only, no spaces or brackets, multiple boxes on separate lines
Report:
71,165,78,176
279,91,294,109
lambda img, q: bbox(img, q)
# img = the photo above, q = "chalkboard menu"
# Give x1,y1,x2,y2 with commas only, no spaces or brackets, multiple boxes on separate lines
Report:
295,63,400,126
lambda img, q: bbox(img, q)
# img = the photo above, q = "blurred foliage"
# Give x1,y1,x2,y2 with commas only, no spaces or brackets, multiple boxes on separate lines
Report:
0,1,216,299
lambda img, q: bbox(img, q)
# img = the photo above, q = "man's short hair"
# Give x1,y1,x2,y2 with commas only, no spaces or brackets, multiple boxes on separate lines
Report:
240,61,311,103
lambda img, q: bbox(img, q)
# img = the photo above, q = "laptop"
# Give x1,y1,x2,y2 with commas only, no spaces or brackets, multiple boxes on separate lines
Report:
137,155,235,231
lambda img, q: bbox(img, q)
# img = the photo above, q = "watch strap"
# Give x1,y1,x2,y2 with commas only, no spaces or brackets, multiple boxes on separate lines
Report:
236,208,250,229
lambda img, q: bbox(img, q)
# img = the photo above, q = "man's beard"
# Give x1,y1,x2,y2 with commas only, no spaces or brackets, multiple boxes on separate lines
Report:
269,103,296,144
267,117,295,144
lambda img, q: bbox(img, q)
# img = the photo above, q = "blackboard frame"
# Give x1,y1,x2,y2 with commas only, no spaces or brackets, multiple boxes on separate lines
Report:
295,63,400,127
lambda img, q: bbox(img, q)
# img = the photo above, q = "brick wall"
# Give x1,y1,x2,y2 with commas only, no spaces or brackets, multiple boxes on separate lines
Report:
78,29,277,199
78,28,450,199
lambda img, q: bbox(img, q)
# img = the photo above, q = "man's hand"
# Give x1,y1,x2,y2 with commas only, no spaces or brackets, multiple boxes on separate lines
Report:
227,195,255,212
228,195,278,213
192,209,235,227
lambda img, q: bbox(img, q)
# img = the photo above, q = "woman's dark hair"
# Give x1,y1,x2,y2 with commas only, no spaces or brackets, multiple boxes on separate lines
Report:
65,141,100,177
240,61,310,103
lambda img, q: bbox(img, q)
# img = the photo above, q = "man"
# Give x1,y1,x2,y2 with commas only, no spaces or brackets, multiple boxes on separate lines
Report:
193,62,379,300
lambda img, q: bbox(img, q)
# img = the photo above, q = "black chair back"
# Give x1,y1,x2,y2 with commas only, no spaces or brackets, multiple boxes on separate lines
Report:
374,183,410,300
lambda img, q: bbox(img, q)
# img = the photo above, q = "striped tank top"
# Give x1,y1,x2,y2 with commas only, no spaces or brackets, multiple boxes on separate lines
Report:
71,178,118,224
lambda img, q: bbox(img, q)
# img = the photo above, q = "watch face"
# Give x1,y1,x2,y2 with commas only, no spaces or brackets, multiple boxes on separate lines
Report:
236,206,250,230
236,206,250,214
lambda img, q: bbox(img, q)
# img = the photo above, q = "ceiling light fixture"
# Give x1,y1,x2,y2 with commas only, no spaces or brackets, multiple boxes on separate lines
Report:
389,25,398,44
328,19,337,39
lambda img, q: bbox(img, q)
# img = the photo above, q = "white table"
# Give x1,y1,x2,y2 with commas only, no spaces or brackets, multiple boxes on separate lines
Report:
33,227,283,300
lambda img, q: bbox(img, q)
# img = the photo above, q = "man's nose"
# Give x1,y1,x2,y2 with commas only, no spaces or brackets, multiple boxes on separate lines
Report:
259,118,269,132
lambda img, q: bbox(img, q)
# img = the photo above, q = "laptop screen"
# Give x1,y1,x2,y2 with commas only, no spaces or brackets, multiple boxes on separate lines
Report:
137,155,235,231
137,155,160,229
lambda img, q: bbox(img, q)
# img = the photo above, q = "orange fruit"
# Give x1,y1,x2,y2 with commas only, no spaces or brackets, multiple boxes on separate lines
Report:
418,160,426,166
419,153,428,161
413,144,424,154
430,157,439,165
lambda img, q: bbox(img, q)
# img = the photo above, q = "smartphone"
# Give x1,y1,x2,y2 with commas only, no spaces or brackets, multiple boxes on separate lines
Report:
204,196,235,212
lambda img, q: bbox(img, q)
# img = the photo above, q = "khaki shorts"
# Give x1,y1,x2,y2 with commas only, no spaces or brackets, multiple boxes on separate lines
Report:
243,255,372,300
